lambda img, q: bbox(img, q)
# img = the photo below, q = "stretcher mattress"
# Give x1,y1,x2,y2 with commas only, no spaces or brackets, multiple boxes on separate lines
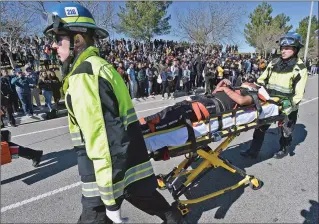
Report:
145,103,279,152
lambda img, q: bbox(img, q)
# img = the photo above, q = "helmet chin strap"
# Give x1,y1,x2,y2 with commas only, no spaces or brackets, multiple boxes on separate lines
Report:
60,32,91,79
61,34,85,78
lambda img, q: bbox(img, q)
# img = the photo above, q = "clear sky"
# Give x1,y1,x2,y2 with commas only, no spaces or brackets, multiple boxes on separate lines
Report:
43,1,319,53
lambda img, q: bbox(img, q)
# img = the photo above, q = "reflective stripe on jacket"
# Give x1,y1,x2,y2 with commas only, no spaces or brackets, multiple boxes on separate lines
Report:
63,46,155,209
257,57,308,113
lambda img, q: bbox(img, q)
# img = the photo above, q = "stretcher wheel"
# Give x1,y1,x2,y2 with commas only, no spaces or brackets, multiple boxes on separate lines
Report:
250,178,263,190
176,202,190,216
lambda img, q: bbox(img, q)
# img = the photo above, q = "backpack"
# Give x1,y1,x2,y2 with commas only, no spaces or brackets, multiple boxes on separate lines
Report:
45,109,58,120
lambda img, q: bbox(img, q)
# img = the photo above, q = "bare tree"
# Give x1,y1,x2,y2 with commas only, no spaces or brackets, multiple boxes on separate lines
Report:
76,1,115,34
255,23,285,58
0,1,116,68
1,2,38,68
18,1,116,34
18,1,47,13
175,2,244,45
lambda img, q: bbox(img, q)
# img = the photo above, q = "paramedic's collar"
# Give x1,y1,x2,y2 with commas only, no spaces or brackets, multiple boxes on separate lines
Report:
62,46,100,93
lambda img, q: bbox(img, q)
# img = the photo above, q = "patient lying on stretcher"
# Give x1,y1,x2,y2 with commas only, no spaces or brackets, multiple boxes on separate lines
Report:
140,79,270,135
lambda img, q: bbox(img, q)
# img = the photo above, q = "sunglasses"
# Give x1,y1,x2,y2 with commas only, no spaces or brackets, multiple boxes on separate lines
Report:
47,34,68,46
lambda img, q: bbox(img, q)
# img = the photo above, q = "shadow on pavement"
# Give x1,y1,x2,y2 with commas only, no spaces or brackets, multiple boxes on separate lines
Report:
181,123,307,223
300,200,319,224
0,148,77,185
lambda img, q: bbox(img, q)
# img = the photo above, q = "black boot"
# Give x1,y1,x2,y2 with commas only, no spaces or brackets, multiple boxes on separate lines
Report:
273,146,289,159
240,148,259,158
162,211,188,224
32,150,43,167
78,206,113,224
161,202,188,224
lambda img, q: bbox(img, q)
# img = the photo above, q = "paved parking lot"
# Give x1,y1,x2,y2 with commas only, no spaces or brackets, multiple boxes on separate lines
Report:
1,76,318,223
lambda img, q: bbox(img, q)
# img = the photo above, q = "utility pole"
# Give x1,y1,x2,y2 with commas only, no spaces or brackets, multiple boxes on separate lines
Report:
304,0,314,61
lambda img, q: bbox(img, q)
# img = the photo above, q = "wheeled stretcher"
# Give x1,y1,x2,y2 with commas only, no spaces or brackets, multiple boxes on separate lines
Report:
142,97,285,215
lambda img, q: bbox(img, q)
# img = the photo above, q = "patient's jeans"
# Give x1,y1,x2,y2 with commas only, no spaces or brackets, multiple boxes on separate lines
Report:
250,110,298,152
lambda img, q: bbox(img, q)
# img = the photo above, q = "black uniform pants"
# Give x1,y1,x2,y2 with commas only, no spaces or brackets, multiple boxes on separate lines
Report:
78,188,172,224
76,145,178,224
250,110,298,152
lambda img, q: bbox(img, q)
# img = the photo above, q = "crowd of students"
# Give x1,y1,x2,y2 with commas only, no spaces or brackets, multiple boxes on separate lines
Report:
1,65,61,127
1,36,275,127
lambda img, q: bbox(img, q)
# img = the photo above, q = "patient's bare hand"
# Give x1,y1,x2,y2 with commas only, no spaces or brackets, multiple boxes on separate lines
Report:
221,79,231,86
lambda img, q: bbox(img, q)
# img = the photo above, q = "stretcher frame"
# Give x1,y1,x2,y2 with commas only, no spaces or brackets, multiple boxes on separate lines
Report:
153,112,285,216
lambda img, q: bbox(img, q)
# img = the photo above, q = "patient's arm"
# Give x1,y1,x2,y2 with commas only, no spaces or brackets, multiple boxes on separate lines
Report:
216,79,231,88
216,86,253,106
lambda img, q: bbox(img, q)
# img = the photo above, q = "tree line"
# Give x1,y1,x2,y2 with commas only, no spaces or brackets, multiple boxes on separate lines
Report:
1,1,318,65
244,2,318,59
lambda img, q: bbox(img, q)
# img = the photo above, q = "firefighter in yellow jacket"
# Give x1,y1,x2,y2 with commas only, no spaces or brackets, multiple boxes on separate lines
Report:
240,32,308,159
43,3,185,224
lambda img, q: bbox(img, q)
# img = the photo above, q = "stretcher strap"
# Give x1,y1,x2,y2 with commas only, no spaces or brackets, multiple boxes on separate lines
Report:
209,97,223,130
249,92,262,115
184,117,196,151
191,102,202,122
267,99,281,106
191,101,213,140
197,103,210,119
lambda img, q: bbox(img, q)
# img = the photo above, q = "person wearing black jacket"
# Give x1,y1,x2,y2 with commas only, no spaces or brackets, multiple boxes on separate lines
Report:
48,70,62,107
203,60,216,95
38,71,54,112
1,69,16,126
1,129,43,167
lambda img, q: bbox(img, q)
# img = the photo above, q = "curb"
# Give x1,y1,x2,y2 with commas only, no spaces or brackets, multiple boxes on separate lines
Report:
3,109,69,126
3,89,206,127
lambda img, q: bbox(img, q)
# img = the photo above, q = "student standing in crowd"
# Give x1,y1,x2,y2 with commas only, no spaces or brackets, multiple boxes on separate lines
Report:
127,62,137,99
25,65,41,108
182,64,191,95
146,63,155,97
38,71,54,112
1,69,17,126
137,62,147,98
48,70,62,107
11,67,35,117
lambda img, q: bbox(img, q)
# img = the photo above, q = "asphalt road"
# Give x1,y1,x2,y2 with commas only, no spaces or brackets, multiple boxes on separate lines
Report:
1,76,318,223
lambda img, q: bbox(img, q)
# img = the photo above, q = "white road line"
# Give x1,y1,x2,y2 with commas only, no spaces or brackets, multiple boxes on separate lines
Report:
12,125,69,138
11,106,174,138
3,96,319,213
308,76,318,80
0,182,82,213
11,97,318,138
300,97,318,105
